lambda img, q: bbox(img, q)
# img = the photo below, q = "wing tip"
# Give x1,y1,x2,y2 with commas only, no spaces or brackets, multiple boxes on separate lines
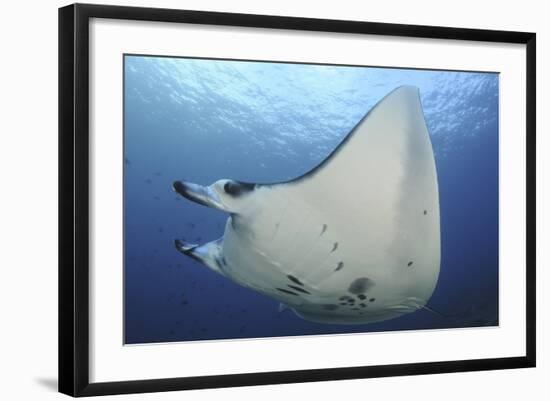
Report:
387,85,421,100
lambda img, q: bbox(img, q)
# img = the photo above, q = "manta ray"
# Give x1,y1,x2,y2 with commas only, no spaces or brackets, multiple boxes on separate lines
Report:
173,85,440,324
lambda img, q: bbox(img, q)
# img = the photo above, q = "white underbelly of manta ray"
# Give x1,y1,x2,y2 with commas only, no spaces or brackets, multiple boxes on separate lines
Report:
173,86,441,324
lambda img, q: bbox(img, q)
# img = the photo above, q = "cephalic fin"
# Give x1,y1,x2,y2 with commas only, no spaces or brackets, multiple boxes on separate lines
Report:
174,238,226,276
174,239,198,253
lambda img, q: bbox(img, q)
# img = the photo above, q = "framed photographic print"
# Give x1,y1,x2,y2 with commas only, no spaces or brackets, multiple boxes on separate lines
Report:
58,3,536,397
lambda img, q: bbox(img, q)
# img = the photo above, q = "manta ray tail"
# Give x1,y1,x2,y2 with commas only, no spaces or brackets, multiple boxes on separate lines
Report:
423,304,447,318
278,303,290,313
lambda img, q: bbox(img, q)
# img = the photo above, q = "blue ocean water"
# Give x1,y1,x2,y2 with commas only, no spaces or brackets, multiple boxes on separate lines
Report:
124,55,499,344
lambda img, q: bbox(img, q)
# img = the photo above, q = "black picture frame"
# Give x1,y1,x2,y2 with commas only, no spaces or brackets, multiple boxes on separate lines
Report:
58,3,536,397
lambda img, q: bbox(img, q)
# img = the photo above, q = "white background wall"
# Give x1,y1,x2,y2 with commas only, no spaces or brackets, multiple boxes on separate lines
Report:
0,0,546,399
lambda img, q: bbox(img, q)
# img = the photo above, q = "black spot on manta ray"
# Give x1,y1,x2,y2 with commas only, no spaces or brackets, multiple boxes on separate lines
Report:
423,210,428,215
223,181,255,196
331,242,338,252
357,294,367,300
320,224,328,236
287,285,310,294
339,295,353,301
369,298,376,302
287,275,304,286
348,277,375,294
276,288,299,296
408,261,414,267
334,262,344,272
